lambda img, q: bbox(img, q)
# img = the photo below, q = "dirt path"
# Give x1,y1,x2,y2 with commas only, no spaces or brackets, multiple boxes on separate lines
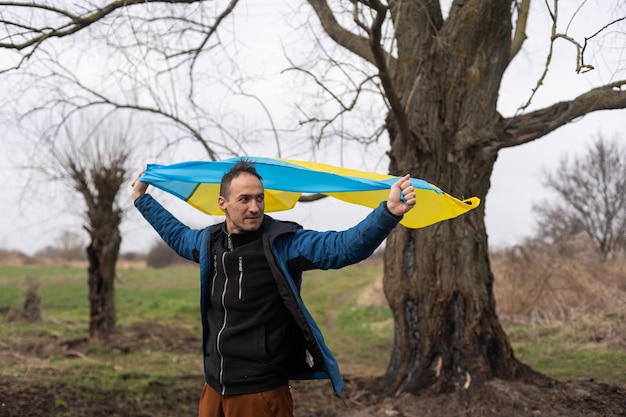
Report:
2,371,625,417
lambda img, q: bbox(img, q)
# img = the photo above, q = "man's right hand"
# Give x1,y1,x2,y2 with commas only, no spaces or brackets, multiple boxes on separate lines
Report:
131,170,148,201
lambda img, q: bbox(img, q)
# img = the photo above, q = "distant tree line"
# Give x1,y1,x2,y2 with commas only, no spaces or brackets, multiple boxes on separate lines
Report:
0,239,192,269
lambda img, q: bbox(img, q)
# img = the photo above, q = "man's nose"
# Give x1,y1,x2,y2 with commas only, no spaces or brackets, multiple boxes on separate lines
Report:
248,201,260,212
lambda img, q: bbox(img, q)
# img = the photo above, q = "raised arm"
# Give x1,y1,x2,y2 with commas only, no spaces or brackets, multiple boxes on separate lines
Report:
278,174,416,270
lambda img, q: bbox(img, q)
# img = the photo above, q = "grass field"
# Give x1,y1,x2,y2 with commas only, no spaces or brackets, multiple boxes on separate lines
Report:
1,264,625,387
1,263,625,417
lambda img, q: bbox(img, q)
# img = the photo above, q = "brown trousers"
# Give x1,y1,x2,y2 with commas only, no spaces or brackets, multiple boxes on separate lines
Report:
198,383,294,417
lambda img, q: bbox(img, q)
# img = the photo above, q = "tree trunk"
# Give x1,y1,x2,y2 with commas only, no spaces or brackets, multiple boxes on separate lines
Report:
87,228,121,342
382,0,542,395
382,150,538,395
80,162,126,343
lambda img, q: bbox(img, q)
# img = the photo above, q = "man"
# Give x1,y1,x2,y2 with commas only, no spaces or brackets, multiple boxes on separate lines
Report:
131,159,416,417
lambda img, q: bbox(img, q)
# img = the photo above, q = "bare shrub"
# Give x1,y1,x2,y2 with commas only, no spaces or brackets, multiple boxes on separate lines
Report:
0,249,31,266
146,240,194,268
4,278,42,323
492,236,626,324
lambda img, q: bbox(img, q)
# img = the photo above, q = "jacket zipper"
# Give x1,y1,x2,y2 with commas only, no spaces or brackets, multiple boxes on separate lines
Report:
216,235,232,395
238,256,243,300
211,255,217,296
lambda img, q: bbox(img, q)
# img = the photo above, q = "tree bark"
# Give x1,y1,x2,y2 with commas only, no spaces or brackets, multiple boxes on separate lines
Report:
86,230,121,342
84,169,124,342
381,0,542,395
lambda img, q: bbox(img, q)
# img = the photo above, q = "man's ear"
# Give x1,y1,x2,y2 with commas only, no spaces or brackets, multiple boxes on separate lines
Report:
218,196,227,212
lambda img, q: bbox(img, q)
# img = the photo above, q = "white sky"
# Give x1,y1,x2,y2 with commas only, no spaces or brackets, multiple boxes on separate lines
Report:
1,1,625,255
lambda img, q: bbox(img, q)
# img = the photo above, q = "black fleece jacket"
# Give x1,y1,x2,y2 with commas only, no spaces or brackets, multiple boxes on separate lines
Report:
204,222,295,395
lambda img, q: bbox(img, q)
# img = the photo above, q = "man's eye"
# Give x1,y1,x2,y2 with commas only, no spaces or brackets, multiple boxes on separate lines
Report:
257,195,264,202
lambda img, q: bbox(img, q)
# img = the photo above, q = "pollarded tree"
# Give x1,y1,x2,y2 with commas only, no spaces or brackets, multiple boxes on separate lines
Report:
52,125,132,342
533,134,626,260
1,0,626,397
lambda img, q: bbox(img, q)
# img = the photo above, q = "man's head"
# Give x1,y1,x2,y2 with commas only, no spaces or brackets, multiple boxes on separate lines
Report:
218,159,265,233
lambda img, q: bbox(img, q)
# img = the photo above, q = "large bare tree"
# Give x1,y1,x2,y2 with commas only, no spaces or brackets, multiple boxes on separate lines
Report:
1,0,625,397
303,0,626,395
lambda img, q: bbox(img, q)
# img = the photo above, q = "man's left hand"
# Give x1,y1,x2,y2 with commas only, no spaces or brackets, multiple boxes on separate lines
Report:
387,174,416,216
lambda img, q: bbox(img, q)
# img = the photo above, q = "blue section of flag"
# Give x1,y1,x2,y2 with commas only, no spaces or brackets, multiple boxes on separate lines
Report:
141,157,441,197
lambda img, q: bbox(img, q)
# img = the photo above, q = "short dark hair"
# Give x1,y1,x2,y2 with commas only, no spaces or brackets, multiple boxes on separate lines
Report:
220,159,263,198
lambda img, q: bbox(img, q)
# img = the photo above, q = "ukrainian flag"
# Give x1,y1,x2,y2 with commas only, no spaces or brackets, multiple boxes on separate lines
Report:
139,157,480,228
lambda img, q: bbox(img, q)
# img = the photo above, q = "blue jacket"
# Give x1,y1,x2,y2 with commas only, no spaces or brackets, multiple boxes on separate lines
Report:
134,194,402,396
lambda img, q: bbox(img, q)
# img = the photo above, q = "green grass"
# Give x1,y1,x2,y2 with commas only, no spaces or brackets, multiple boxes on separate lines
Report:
0,266,200,324
116,268,199,322
301,266,393,374
506,319,626,384
0,265,202,403
1,264,625,390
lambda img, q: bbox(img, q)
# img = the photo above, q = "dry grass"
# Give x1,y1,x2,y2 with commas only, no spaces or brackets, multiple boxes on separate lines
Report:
491,238,626,324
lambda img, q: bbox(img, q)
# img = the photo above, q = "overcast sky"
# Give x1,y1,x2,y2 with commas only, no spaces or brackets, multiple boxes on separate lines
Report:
1,1,625,255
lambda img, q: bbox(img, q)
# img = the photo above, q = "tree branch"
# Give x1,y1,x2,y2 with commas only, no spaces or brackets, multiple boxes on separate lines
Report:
298,193,327,202
25,63,224,161
188,0,240,88
365,0,412,151
0,0,203,51
499,81,626,149
283,64,378,144
518,0,599,111
510,0,530,61
306,0,386,67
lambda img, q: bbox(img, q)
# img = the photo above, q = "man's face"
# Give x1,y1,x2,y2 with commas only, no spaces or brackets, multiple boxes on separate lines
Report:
218,172,265,234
